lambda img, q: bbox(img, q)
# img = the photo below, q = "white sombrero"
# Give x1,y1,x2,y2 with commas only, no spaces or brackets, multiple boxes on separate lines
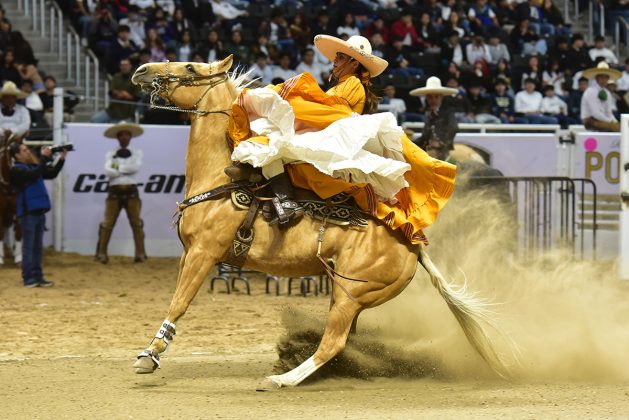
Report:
582,61,622,81
410,76,458,96
104,121,144,138
314,34,388,77
0,81,27,99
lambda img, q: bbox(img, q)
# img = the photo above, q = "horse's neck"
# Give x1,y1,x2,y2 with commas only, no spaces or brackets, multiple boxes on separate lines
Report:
184,113,232,196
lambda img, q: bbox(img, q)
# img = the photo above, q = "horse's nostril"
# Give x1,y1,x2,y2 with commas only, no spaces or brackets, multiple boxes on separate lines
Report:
135,67,147,75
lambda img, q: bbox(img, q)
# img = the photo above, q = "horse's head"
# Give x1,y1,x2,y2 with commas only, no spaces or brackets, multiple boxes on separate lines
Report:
132,55,236,116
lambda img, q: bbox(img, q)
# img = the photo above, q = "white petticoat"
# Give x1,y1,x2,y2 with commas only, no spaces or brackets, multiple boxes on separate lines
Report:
231,87,410,200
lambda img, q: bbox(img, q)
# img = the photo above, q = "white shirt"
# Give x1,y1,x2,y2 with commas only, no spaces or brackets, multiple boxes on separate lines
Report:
466,44,491,64
378,98,406,117
129,0,154,9
588,47,619,65
104,147,143,186
25,92,44,111
542,71,565,95
337,25,360,38
272,67,298,82
249,63,275,85
0,104,31,137
540,96,567,115
296,62,325,85
210,0,247,20
617,71,629,91
154,0,175,15
581,86,617,122
514,90,543,113
119,17,146,49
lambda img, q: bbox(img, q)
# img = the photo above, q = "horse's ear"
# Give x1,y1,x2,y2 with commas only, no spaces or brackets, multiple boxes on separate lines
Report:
215,55,234,73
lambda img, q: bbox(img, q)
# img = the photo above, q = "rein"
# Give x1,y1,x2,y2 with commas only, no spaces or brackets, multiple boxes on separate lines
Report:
149,61,232,116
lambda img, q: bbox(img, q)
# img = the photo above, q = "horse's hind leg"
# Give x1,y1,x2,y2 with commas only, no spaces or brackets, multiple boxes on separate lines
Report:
133,247,216,374
263,293,361,388
13,218,22,264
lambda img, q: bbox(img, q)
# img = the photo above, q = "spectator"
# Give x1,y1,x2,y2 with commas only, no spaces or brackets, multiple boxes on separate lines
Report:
495,0,517,28
118,5,146,49
146,7,177,47
541,0,571,37
466,35,492,66
490,78,517,123
337,13,360,38
568,77,589,123
19,80,44,124
520,55,543,90
441,30,464,67
385,36,424,78
271,53,298,82
588,35,619,65
225,30,251,67
154,0,175,17
492,59,513,94
391,10,422,51
488,33,511,65
515,78,558,124
0,81,30,141
145,27,167,63
417,12,439,47
443,10,467,39
249,53,275,85
91,6,118,53
550,36,571,71
617,58,629,92
171,7,196,44
16,60,45,93
107,25,139,74
312,9,334,37
364,17,390,43
269,10,294,55
290,13,312,50
91,58,141,123
129,0,155,15
378,84,407,124
580,61,621,131
1,49,22,86
510,18,545,56
9,31,37,66
296,48,326,85
9,142,67,288
468,82,501,123
442,77,474,123
608,80,629,115
39,76,79,127
369,33,387,59
180,0,215,30
197,30,224,63
71,0,97,45
467,0,499,36
176,30,194,62
567,34,591,73
540,85,569,127
517,0,554,35
543,59,566,96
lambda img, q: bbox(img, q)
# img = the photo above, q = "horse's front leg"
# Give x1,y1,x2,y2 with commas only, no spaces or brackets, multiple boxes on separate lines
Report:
13,218,22,265
133,247,217,373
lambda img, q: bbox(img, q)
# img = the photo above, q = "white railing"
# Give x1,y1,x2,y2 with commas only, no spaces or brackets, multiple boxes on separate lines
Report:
616,16,629,56
402,122,563,136
85,49,100,111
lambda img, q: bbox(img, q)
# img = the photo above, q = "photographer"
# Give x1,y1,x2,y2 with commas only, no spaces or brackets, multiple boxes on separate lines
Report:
95,121,146,264
9,142,68,288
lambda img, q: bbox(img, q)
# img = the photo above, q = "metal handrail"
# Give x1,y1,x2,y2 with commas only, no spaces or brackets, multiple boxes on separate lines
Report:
49,0,63,58
616,16,629,55
402,122,562,136
67,26,81,84
85,49,100,111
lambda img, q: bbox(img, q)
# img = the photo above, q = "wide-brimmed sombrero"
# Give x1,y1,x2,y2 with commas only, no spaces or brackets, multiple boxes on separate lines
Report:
582,61,622,81
104,121,144,138
410,77,458,96
314,34,388,77
0,81,27,99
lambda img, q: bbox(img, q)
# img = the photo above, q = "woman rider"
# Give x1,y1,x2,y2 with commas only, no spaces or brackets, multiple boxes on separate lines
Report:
227,35,456,245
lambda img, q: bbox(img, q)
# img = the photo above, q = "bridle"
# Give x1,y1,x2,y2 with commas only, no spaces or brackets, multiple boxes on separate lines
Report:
148,61,232,117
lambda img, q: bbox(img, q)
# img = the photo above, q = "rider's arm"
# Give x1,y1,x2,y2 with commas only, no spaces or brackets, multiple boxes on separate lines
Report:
104,151,121,179
117,149,142,175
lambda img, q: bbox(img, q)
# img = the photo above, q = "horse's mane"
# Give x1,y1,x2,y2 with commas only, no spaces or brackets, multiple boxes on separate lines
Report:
228,66,256,93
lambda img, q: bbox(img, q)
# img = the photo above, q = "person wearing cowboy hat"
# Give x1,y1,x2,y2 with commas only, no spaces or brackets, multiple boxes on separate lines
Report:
409,76,459,161
95,121,147,263
0,81,31,142
226,34,456,245
580,61,622,132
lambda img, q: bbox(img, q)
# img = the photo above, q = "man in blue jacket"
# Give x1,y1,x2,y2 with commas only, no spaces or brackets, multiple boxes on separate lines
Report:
9,142,67,288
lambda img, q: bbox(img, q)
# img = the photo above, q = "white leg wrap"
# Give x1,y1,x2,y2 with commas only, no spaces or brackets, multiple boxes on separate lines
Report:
13,241,22,264
0,240,4,265
267,356,318,387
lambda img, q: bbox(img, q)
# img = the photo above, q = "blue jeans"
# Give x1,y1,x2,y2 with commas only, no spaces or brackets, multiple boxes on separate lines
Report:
90,110,116,123
20,213,46,286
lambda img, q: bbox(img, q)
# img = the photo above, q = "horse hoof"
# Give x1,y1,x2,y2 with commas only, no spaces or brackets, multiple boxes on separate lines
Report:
256,376,282,392
133,356,158,374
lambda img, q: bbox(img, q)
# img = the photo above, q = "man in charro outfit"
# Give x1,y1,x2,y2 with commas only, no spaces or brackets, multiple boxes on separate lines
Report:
410,76,459,162
95,121,147,264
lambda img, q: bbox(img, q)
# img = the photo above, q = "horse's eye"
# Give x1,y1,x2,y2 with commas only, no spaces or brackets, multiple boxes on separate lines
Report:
186,64,195,73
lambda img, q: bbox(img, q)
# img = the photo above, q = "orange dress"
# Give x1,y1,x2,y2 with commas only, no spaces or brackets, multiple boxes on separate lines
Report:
228,72,456,244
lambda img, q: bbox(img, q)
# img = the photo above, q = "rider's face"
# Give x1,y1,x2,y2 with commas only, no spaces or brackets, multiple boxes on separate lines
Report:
332,52,355,78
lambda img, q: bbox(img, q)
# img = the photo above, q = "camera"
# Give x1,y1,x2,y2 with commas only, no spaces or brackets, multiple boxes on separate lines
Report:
50,143,75,153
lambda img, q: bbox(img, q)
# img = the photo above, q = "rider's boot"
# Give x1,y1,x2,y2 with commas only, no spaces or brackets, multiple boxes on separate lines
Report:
268,172,304,225
224,163,263,183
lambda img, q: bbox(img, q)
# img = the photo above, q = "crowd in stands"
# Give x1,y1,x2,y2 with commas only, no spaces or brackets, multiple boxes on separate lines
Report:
53,0,629,127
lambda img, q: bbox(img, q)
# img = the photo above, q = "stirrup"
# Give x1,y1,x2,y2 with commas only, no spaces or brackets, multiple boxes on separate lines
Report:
269,198,304,225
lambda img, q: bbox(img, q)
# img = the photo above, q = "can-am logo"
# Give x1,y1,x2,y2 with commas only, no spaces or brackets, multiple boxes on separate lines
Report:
73,174,185,194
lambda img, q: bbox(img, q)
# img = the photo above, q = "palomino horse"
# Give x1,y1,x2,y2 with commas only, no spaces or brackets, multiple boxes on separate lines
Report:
131,56,511,387
0,135,21,265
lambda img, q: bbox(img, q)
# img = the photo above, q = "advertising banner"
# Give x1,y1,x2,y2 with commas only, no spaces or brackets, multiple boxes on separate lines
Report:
573,132,621,195
63,123,189,257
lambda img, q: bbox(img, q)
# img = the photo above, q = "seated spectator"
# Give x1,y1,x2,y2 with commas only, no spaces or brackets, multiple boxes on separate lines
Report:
0,81,30,141
364,17,390,43
441,30,464,67
490,78,516,123
468,82,501,123
540,85,569,127
312,9,335,37
466,35,492,66
617,58,629,92
155,0,175,17
543,59,566,97
378,84,407,124
269,10,294,56
296,48,326,85
520,55,543,90
443,10,468,39
10,31,37,66
129,0,155,16
580,61,621,131
16,60,44,93
468,0,499,36
107,25,139,74
608,80,629,115
384,37,424,78
19,80,44,124
417,12,439,47
145,7,176,47
225,30,251,67
488,33,511,65
145,27,166,63
541,0,571,37
290,13,312,50
517,0,554,35
91,5,118,53
422,0,444,25
510,18,546,56
589,36,619,65
176,30,194,62
495,0,517,29
39,76,79,127
0,49,22,86
369,33,387,59
118,5,146,49
197,30,224,63
567,77,589,123
567,34,591,74
71,0,97,45
210,0,247,21
271,53,297,82
391,10,424,51
515,78,558,124
165,47,177,62
337,13,360,39
491,59,514,95
550,36,570,71
442,77,474,123
91,58,141,124
171,7,196,44
249,53,275,86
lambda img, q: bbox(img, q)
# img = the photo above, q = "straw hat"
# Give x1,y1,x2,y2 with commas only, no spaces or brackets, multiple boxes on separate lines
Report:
410,77,458,96
0,81,27,99
582,61,622,81
314,34,388,77
104,121,144,139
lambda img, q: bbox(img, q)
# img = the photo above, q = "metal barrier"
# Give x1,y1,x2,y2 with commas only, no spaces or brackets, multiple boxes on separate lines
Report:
403,122,563,136
470,176,597,260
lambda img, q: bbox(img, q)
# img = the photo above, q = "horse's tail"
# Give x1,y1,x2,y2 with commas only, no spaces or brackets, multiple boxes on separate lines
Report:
418,247,513,379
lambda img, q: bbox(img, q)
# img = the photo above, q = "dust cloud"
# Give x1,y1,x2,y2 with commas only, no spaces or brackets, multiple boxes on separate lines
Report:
277,183,629,383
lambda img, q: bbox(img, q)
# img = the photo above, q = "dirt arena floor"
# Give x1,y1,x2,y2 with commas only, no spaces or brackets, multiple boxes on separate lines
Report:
1,248,629,419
